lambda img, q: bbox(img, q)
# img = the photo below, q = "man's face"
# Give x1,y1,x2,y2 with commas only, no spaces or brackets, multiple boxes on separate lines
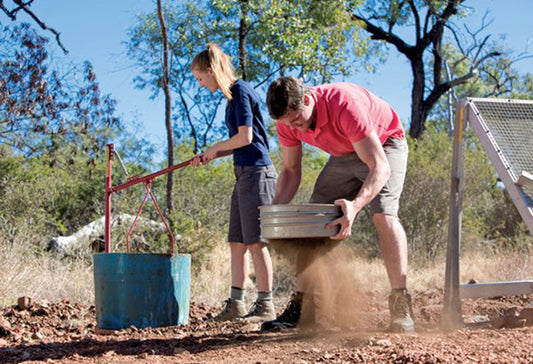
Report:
276,95,315,131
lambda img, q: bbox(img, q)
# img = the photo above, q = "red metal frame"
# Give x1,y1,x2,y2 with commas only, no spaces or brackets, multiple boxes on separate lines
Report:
105,144,193,253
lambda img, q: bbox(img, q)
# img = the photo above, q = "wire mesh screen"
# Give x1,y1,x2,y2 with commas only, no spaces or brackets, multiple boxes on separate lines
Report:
471,99,533,200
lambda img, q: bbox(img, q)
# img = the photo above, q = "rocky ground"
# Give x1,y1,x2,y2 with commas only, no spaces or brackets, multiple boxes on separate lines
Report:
1,290,533,363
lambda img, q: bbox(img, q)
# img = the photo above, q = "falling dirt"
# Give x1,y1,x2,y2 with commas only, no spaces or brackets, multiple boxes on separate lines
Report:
269,238,373,330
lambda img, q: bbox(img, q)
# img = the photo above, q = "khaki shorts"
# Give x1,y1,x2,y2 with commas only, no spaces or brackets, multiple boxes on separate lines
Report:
309,138,408,216
228,164,277,244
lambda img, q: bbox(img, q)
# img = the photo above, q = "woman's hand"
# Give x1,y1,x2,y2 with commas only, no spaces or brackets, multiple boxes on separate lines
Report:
191,154,206,167
203,145,219,162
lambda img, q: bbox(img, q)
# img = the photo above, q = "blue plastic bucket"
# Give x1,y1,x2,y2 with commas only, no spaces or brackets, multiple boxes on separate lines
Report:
93,253,191,329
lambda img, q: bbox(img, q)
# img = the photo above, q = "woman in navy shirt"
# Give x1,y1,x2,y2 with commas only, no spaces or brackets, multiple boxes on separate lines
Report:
191,43,277,322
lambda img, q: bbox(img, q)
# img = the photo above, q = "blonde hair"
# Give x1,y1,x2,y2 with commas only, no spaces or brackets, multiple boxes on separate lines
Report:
192,43,236,100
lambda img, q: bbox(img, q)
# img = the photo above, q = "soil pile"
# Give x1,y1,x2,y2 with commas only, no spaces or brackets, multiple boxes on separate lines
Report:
1,291,533,363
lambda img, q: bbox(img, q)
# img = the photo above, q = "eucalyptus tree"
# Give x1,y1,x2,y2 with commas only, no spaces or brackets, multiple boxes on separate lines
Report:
0,22,119,167
429,47,533,134
347,0,527,139
0,0,67,53
0,21,129,235
127,2,216,154
155,0,176,214
126,0,366,154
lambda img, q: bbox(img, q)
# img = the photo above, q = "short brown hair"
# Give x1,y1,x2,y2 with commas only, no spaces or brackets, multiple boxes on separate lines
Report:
266,76,309,119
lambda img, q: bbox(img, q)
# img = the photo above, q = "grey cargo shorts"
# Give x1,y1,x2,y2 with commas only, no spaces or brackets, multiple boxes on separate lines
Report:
309,137,408,217
228,164,277,244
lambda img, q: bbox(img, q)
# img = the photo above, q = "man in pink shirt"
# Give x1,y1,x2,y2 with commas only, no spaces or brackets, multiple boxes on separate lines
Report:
262,76,414,333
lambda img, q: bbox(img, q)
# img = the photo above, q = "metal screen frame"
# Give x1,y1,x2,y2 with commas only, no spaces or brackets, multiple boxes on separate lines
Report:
443,98,533,329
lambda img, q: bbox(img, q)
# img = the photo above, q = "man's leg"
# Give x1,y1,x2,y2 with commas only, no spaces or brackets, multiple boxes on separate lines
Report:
373,213,407,289
373,213,414,333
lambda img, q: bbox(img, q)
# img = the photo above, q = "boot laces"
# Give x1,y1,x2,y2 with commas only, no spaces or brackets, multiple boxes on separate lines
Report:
390,294,410,318
221,298,233,313
277,294,301,323
247,301,261,316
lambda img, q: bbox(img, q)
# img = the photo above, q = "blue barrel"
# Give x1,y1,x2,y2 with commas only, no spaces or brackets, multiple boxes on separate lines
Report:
93,253,191,330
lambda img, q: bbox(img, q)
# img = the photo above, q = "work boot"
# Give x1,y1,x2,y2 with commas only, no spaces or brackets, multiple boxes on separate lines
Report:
211,298,246,322
260,292,302,331
243,299,276,323
388,289,415,333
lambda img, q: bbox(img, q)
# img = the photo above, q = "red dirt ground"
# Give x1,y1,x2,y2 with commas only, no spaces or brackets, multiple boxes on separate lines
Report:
1,290,533,363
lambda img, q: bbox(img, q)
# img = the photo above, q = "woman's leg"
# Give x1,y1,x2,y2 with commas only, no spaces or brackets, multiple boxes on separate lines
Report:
247,242,273,292
230,242,249,288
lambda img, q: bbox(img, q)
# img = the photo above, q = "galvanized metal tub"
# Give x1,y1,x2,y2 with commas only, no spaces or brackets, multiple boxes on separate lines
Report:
260,204,342,239
93,253,190,330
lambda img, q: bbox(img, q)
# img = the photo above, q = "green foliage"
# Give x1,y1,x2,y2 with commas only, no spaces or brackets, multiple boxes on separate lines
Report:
401,127,531,264
0,23,120,161
1,130,531,270
348,1,531,138
126,0,368,152
0,149,102,246
430,44,533,131
0,21,144,252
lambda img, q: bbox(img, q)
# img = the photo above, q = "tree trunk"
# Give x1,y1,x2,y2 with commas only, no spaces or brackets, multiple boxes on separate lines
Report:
238,0,248,80
409,56,427,139
157,0,174,216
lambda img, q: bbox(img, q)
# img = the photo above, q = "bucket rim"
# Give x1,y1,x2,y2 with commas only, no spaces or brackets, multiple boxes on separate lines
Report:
93,252,192,258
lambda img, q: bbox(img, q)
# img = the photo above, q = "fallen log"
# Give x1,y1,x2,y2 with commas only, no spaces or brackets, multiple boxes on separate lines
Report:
47,213,175,255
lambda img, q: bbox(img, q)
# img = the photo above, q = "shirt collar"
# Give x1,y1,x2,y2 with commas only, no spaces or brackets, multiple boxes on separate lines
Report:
308,89,327,137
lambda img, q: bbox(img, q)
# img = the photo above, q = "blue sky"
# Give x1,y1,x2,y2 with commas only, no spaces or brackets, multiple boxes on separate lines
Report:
13,0,533,160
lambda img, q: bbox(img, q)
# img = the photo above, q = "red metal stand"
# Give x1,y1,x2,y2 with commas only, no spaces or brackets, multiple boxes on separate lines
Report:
105,144,194,254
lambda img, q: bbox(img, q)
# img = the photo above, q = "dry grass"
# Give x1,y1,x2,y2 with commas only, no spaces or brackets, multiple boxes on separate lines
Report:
0,243,94,307
1,238,533,310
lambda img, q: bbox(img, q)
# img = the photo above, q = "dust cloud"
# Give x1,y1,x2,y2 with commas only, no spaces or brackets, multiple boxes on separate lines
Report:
270,238,374,331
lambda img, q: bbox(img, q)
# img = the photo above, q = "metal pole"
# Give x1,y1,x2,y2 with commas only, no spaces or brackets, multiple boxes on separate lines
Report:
105,144,114,253
111,157,194,193
442,99,467,329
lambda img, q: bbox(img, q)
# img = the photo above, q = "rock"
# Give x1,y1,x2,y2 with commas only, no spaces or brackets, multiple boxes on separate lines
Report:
31,332,44,340
0,317,12,334
376,339,393,346
173,347,189,354
17,296,32,310
94,327,119,335
518,308,533,325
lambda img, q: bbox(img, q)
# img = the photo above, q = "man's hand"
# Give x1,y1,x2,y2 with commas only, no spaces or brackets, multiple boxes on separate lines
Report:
326,199,359,240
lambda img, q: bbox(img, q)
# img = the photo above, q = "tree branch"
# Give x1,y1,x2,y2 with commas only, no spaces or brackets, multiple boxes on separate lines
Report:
351,13,413,57
1,0,68,54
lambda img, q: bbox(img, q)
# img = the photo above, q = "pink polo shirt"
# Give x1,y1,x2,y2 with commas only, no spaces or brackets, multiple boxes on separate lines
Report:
276,83,405,156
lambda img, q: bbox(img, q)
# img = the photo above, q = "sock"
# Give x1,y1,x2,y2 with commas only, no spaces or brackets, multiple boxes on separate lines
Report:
391,288,408,296
230,286,245,301
257,291,273,302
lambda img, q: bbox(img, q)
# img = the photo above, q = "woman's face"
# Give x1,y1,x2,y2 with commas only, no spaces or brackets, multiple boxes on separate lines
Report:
192,68,219,93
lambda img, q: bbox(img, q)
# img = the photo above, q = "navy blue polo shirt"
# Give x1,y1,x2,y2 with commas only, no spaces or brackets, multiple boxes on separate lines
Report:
225,79,272,167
